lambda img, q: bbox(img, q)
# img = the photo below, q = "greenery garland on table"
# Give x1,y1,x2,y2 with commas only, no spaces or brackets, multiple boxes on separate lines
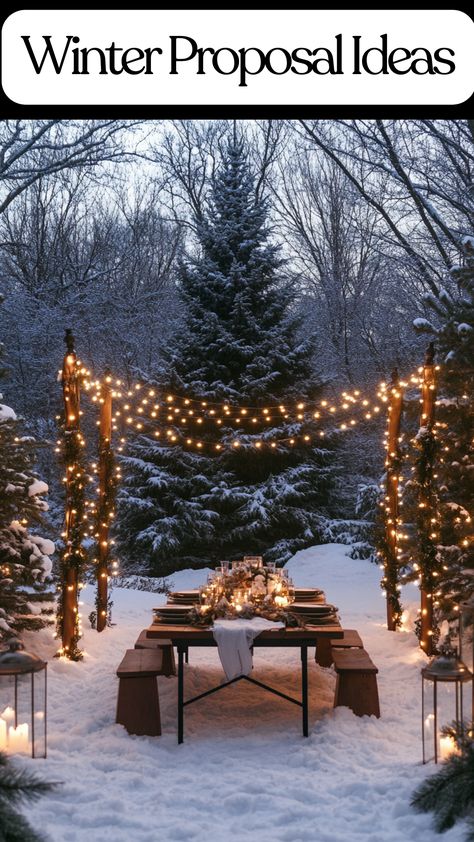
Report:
187,598,305,628
186,563,306,627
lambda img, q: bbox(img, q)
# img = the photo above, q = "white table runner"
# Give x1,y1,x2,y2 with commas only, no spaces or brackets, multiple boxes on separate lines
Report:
212,617,284,680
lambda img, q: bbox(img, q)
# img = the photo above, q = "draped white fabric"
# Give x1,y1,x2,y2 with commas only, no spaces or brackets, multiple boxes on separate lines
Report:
212,618,284,680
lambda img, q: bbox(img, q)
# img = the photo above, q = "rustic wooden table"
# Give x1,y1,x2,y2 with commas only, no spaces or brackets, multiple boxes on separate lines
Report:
146,623,343,743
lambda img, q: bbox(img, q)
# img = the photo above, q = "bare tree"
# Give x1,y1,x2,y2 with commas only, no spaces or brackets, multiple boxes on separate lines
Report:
295,120,474,294
271,147,424,383
0,119,142,215
0,176,183,417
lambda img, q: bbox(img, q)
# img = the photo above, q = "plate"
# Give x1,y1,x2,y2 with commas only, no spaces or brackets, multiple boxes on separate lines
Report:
167,599,199,605
304,617,339,626
290,603,336,612
155,604,192,611
154,617,192,625
154,612,192,621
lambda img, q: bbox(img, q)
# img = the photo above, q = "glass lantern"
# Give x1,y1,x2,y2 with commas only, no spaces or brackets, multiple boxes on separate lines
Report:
0,640,47,758
422,651,472,763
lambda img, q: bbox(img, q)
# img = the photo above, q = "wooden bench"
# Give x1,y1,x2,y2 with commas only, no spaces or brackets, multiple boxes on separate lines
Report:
116,649,167,736
316,628,363,667
333,649,380,718
330,629,363,650
134,631,176,676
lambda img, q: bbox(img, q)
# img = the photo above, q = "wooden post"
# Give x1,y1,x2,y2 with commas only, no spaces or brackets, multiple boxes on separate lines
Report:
60,329,83,658
385,368,404,630
97,371,113,632
420,342,437,656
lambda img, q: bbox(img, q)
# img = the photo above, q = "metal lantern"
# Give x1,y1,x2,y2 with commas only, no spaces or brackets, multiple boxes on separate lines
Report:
422,651,472,763
0,640,47,758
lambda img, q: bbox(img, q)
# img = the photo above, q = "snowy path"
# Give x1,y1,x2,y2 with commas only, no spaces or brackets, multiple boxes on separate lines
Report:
22,545,466,842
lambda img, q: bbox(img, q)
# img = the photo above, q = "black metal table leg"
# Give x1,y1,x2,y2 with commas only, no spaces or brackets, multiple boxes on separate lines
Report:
301,644,308,737
185,646,189,664
178,645,185,744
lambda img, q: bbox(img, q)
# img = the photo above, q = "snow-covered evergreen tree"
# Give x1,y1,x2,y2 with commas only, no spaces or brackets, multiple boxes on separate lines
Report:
413,236,474,617
117,140,336,573
0,302,54,642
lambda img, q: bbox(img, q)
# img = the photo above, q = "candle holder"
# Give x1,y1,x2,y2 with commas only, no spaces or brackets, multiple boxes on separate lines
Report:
422,650,472,763
0,640,47,758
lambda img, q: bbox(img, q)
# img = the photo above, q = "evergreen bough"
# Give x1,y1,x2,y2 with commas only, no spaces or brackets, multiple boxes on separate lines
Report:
0,296,54,642
0,750,56,842
411,725,474,839
413,236,474,621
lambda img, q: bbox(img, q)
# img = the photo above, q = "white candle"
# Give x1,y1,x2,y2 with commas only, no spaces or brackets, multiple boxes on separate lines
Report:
0,718,7,750
275,595,288,607
8,723,29,754
1,706,15,724
439,735,456,761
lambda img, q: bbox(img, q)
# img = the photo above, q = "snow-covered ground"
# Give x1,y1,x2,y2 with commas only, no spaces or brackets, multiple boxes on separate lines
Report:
19,544,466,842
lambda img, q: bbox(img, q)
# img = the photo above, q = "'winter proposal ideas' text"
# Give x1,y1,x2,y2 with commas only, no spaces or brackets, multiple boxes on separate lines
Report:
21,34,456,86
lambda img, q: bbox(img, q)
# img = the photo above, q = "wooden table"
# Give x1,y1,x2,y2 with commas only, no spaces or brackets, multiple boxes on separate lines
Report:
146,623,343,743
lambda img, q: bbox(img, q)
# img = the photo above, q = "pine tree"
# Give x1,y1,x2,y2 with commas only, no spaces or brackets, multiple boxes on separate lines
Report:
413,236,474,618
0,750,56,842
117,140,336,573
0,299,55,642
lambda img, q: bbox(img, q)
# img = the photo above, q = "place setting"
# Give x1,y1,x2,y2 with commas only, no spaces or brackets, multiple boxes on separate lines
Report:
151,560,333,629
289,603,339,626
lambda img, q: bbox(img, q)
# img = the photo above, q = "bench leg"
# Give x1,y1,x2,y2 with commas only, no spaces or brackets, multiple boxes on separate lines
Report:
116,676,162,735
160,644,177,677
334,672,380,718
178,645,185,744
315,637,333,668
301,645,308,737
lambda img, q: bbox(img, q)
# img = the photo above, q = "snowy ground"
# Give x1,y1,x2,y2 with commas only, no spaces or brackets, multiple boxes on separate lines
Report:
19,544,467,842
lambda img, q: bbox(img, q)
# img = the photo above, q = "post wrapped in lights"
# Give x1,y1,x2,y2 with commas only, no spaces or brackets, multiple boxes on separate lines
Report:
57,328,87,660
382,368,404,631
96,370,116,632
416,343,439,656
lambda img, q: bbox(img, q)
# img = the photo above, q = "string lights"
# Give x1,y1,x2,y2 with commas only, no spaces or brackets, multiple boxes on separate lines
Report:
84,376,389,429
56,347,471,662
79,371,411,457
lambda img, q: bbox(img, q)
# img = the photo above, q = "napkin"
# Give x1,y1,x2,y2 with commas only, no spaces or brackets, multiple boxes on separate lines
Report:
212,617,284,681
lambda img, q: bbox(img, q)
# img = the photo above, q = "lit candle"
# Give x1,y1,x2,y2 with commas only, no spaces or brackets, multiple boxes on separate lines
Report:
0,718,6,750
439,735,457,761
8,723,29,754
425,713,434,731
275,595,288,608
1,706,15,725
